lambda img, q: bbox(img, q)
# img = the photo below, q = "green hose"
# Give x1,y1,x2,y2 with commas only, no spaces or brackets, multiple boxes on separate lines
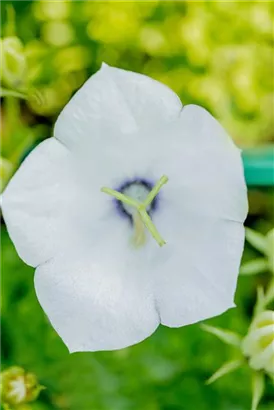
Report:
242,146,274,187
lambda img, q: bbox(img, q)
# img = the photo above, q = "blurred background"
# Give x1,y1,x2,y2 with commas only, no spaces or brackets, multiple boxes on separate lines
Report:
1,1,274,410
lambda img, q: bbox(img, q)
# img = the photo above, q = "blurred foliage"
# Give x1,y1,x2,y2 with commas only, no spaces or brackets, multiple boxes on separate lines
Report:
1,1,274,169
1,1,274,410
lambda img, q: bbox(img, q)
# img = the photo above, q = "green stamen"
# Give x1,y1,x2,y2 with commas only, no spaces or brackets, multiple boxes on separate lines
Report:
142,175,168,209
100,187,140,208
101,175,168,247
139,208,166,247
132,212,147,247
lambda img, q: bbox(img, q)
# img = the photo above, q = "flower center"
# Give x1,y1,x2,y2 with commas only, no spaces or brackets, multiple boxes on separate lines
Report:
116,179,156,218
101,175,168,247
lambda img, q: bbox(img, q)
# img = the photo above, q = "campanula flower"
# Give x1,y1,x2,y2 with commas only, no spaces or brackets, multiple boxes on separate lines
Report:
2,64,248,352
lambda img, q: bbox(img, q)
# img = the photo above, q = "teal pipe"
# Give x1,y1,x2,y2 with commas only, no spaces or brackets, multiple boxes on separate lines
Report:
242,146,274,187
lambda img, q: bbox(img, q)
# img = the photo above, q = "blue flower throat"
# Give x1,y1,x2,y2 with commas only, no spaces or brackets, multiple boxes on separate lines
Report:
114,178,158,223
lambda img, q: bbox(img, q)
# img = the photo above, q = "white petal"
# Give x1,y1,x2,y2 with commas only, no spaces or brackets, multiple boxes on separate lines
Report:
151,105,248,223
1,138,72,267
249,341,274,371
54,63,182,150
34,236,160,352
147,106,247,326
153,218,245,327
103,65,182,125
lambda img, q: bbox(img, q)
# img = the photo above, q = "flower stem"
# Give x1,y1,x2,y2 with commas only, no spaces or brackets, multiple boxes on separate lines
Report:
5,4,16,37
5,96,21,145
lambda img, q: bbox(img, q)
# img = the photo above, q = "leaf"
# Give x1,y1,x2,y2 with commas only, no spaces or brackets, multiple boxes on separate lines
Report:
268,372,274,385
5,4,16,37
201,324,242,347
266,229,274,273
254,286,266,316
206,359,243,385
251,372,265,410
245,228,267,255
264,278,274,307
240,258,269,276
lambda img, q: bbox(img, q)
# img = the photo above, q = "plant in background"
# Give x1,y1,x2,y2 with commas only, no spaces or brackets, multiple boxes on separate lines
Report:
1,36,27,91
0,6,28,100
242,310,274,378
241,227,274,315
0,6,48,191
1,2,274,410
241,227,274,276
202,306,274,410
0,366,44,410
202,241,274,410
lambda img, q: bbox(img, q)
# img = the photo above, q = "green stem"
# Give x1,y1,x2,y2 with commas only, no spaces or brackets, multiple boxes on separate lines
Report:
264,277,274,307
5,4,16,37
5,96,20,145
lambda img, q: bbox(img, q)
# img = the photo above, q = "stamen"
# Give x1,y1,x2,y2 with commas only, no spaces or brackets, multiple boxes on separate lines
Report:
138,208,166,247
132,212,146,247
141,175,168,209
101,175,168,247
101,187,140,208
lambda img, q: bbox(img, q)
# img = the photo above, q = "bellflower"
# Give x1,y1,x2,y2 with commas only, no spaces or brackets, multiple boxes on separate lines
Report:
202,308,274,410
242,310,274,376
2,64,248,352
0,366,44,407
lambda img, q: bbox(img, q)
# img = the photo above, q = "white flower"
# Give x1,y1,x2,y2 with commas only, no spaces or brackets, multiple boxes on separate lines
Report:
1,64,248,352
242,310,274,375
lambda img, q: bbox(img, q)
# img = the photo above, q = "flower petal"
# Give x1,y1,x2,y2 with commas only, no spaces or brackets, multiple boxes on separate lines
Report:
134,105,247,327
153,217,245,327
1,138,72,267
53,63,182,150
154,105,248,223
34,239,160,352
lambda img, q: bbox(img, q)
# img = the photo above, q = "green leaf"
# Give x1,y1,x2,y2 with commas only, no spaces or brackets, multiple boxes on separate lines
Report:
206,359,243,385
268,372,274,385
245,228,267,255
251,372,265,410
5,4,16,37
201,324,242,347
0,157,14,191
266,229,274,273
240,258,269,276
254,286,266,316
264,278,274,307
